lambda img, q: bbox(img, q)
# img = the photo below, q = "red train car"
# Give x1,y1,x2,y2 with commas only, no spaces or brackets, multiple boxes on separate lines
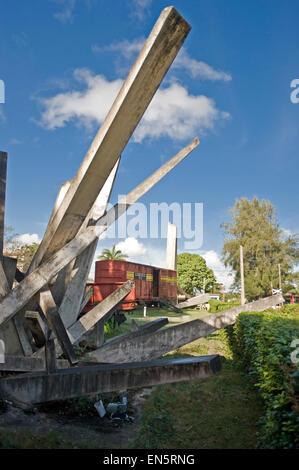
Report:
84,260,177,311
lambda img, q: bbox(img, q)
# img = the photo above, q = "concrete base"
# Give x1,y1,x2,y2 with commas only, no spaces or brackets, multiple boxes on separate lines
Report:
0,355,69,372
0,355,221,405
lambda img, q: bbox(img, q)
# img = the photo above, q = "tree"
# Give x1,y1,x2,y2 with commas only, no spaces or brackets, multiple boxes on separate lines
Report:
221,197,299,300
177,253,216,296
3,227,39,273
97,244,128,261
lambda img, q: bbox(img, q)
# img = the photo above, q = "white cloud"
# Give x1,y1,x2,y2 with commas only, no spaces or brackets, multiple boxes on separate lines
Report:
200,250,233,290
92,37,145,59
40,68,123,130
129,0,152,20
281,227,293,238
5,233,41,249
53,0,76,23
134,82,229,142
174,49,232,82
93,38,232,83
39,68,229,141
52,0,96,23
116,237,147,258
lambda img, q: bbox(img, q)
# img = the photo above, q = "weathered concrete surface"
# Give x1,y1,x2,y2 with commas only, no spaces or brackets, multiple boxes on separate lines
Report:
58,161,120,328
0,355,221,405
87,294,283,363
176,293,211,309
2,256,17,289
0,320,23,355
25,311,47,347
39,289,78,365
0,355,69,372
0,138,198,327
33,280,134,359
166,222,177,270
68,280,134,344
0,151,7,259
0,259,10,297
79,286,93,313
89,317,169,356
29,7,191,271
0,258,26,355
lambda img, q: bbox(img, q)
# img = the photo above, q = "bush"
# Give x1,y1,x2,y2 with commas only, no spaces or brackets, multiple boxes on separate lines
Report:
209,299,240,313
226,309,299,448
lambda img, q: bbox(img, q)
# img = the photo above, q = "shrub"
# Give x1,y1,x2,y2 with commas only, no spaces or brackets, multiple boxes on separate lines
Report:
209,299,240,313
226,310,299,448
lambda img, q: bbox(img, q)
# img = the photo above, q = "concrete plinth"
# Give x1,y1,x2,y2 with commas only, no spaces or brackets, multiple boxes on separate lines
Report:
0,355,221,405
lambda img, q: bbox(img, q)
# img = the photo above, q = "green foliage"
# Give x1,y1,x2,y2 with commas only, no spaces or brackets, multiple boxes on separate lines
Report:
177,252,216,295
226,310,299,448
98,244,128,260
222,197,299,300
279,303,299,315
209,299,240,313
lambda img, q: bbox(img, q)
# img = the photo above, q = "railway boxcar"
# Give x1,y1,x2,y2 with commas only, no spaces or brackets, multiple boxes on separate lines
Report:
83,259,177,311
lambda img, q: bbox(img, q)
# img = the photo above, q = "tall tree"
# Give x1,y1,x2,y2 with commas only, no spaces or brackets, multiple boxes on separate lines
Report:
98,244,128,261
221,197,299,300
177,253,216,295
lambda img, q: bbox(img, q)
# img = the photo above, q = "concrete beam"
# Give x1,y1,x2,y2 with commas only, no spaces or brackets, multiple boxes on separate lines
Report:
33,280,134,358
0,259,10,297
79,286,93,313
58,160,120,328
89,317,168,355
0,355,69,372
39,289,78,365
0,355,221,405
67,280,134,344
87,294,283,363
166,222,177,270
29,7,191,271
0,139,199,327
2,256,17,289
0,260,31,355
0,151,7,260
176,293,211,309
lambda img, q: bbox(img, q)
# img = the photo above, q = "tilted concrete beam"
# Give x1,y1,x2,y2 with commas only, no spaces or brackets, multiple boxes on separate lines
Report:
87,294,283,363
58,160,120,328
166,222,177,270
0,138,199,327
176,293,211,309
29,7,191,271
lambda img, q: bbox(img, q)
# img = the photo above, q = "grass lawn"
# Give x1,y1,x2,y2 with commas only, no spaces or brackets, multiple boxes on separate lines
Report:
131,331,264,449
0,306,264,449
103,307,264,449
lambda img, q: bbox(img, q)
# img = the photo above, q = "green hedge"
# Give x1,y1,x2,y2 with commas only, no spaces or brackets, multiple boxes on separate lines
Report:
209,299,240,313
226,309,299,448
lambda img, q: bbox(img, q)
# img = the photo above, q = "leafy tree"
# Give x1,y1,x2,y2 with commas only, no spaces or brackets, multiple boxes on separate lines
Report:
177,253,216,295
3,226,39,273
221,197,299,300
97,244,128,261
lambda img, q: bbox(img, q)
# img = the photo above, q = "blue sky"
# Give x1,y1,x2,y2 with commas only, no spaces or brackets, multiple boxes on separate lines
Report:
0,0,298,287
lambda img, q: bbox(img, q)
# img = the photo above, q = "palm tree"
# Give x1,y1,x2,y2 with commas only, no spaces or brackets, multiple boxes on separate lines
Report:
97,244,128,261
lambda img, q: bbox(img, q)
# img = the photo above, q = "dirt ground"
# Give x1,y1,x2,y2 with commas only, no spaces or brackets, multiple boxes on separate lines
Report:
0,387,155,449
